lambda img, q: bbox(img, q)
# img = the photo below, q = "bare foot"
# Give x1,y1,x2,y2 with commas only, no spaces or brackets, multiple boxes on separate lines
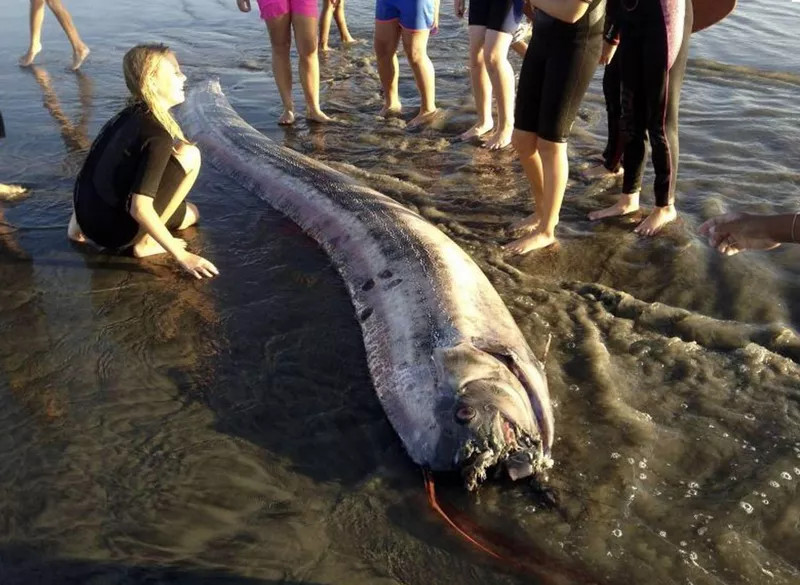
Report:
133,235,187,258
503,229,556,255
379,102,402,118
0,184,28,198
508,214,540,235
584,162,623,179
278,109,296,125
19,43,42,67
483,126,513,151
306,108,334,124
588,192,640,221
72,45,90,70
341,35,358,44
457,123,493,142
67,211,88,243
320,43,331,52
634,205,677,236
406,108,439,130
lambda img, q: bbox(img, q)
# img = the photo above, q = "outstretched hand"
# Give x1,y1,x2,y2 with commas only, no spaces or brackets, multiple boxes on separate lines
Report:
236,0,251,13
178,251,220,279
698,212,781,256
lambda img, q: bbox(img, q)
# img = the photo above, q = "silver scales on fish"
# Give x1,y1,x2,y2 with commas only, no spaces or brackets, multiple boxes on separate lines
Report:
182,80,554,492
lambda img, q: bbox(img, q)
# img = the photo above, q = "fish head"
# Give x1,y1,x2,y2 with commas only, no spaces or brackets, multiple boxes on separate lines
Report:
435,342,553,491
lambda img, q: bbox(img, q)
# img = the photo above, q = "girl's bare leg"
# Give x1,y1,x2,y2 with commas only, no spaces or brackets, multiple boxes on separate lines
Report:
292,14,333,122
266,14,296,125
459,26,493,142
19,0,46,67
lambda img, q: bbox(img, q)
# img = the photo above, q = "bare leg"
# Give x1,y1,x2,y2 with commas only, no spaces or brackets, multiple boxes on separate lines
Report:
507,129,544,235
334,0,355,44
482,29,514,150
458,26,493,142
292,14,332,123
402,29,438,129
319,0,334,51
374,21,402,117
132,149,201,258
45,0,90,69
505,136,567,254
19,0,45,67
266,14,296,125
510,40,528,58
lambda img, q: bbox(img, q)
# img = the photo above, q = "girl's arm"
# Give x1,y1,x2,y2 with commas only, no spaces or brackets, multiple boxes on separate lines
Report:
528,0,590,24
130,195,219,278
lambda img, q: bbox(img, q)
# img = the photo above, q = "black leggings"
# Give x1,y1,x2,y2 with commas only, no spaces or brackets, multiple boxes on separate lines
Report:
620,0,693,206
601,52,623,171
514,7,603,143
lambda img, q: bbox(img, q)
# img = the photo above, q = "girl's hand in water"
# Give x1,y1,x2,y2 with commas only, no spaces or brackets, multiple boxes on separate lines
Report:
698,213,781,256
600,41,618,65
454,0,466,18
177,251,220,279
236,0,251,12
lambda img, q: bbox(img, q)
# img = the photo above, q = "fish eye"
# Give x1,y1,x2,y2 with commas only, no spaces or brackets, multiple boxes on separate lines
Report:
455,405,476,424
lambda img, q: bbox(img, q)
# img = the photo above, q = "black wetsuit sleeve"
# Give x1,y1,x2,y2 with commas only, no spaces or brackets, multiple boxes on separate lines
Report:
604,0,621,44
130,133,174,198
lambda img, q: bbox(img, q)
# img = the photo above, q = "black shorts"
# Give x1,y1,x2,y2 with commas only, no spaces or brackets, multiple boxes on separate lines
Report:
468,0,520,34
514,10,602,142
74,156,188,250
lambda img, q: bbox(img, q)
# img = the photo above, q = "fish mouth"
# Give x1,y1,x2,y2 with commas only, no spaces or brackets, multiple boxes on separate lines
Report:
455,413,551,491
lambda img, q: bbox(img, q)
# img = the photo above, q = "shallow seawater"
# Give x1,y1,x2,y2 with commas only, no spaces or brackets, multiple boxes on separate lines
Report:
0,1,799,584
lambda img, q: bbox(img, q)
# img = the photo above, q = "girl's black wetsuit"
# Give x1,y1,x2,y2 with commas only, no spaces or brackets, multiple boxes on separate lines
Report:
601,41,623,171
606,0,693,206
73,103,187,250
514,0,604,143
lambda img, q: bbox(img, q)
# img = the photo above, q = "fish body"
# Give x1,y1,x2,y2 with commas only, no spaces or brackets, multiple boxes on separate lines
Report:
183,81,554,489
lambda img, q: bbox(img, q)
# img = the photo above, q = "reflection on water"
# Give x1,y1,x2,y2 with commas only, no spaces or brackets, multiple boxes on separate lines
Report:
0,0,798,584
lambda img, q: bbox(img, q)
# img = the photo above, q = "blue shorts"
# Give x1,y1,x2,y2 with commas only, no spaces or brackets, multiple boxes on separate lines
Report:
375,0,435,31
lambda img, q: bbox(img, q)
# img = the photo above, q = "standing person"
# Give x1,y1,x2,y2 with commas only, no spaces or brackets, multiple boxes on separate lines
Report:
374,0,440,128
503,0,604,255
0,110,27,197
18,0,90,71
67,44,218,280
588,0,693,236
455,0,521,150
319,0,356,52
236,0,332,125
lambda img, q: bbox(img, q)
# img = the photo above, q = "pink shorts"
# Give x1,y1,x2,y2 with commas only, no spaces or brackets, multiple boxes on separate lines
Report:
256,0,318,20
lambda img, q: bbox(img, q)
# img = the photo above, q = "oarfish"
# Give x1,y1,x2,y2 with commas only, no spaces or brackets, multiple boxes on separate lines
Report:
182,81,554,490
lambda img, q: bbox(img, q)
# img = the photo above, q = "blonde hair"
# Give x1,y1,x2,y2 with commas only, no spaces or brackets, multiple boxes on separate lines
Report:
123,43,186,143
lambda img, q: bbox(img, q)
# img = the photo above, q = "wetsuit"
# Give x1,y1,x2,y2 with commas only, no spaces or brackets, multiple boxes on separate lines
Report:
600,39,623,171
0,109,5,139
468,0,520,34
605,0,693,206
514,0,604,143
73,103,187,250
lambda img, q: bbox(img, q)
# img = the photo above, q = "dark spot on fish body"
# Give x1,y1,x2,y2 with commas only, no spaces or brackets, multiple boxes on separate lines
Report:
378,269,393,279
385,278,403,290
362,279,375,291
359,308,373,322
